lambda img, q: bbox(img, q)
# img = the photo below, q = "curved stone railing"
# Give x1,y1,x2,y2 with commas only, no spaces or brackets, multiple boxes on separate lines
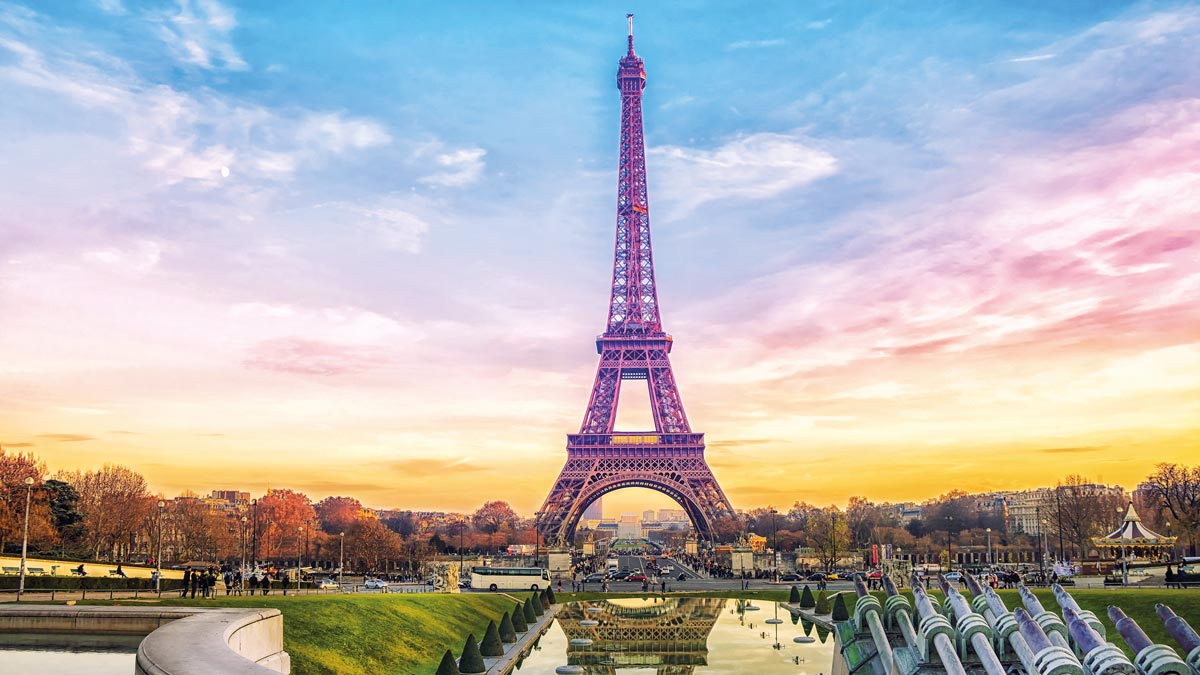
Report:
137,608,289,675
0,605,289,674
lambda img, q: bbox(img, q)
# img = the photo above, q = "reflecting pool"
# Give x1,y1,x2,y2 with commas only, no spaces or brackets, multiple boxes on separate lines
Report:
0,633,139,675
516,597,836,675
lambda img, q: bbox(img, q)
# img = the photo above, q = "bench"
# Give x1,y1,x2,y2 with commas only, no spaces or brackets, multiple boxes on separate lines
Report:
71,568,87,576
108,570,128,577
26,567,46,575
1,567,20,575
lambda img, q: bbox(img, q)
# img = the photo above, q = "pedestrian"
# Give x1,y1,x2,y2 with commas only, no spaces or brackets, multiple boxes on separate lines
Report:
602,582,609,593
282,573,290,596
557,579,563,592
181,570,192,597
189,571,199,599
249,573,259,596
261,574,271,595
661,580,667,594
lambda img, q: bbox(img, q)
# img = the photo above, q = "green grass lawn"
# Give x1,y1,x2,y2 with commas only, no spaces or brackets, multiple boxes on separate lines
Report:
82,587,1199,672
92,592,520,675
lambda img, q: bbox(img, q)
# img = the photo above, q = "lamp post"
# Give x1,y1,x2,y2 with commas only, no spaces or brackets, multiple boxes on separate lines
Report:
304,519,311,568
985,527,992,567
17,476,35,602
1165,520,1173,562
297,525,304,593
251,498,258,564
770,509,778,580
240,515,248,593
457,521,464,576
338,532,345,590
944,516,953,572
156,500,165,594
1117,505,1128,587
534,511,543,569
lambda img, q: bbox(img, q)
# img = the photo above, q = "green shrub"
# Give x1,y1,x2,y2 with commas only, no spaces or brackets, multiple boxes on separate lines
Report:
436,649,461,675
522,598,536,623
545,586,556,604
816,625,830,643
802,617,813,635
0,576,183,591
458,633,485,674
499,611,517,643
529,594,544,617
789,585,801,603
539,590,550,610
832,592,850,621
815,590,831,615
480,620,504,657
511,602,529,631
800,585,815,608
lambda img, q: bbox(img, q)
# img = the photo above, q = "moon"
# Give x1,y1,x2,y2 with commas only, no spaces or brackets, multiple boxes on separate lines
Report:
220,165,231,178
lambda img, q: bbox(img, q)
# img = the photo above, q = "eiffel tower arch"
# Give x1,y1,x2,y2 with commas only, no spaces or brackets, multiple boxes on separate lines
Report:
538,17,734,545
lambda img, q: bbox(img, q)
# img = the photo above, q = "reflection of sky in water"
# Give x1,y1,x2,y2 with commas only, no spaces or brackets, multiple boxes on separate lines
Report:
518,598,836,675
0,649,135,675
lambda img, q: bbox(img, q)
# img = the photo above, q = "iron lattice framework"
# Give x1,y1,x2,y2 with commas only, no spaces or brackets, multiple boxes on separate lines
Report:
558,598,724,675
538,17,734,545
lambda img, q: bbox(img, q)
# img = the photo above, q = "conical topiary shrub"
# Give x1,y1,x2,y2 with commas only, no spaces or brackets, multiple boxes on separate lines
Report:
458,633,486,674
800,585,816,608
791,611,800,625
530,593,544,617
499,611,517,643
511,602,529,631
546,586,557,604
436,649,461,675
802,617,813,635
815,590,831,615
816,625,830,643
789,585,801,603
831,592,850,621
522,597,537,623
480,620,504,657
539,590,550,610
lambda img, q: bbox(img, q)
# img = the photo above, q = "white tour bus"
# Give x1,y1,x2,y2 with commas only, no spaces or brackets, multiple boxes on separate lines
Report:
470,567,551,591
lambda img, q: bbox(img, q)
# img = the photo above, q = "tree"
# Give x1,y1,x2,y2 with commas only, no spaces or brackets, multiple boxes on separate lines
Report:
472,501,516,552
1142,463,1200,556
1054,475,1126,559
0,448,56,553
458,633,485,674
346,518,402,573
480,620,503,657
256,489,317,560
315,496,364,534
57,464,152,560
809,507,851,572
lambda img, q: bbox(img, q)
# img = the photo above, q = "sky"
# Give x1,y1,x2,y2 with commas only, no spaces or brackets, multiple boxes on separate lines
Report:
1,1,1198,517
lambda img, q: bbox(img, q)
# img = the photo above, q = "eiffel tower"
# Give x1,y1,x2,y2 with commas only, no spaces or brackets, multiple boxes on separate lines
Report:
537,16,734,545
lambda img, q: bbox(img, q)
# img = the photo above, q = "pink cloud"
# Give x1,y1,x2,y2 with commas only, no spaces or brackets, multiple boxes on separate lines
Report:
242,338,392,376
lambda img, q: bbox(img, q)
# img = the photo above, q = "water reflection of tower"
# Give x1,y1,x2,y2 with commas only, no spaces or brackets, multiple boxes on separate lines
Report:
558,598,724,675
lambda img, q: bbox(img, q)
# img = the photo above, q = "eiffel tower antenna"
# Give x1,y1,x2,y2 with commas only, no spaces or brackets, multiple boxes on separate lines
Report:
538,18,734,546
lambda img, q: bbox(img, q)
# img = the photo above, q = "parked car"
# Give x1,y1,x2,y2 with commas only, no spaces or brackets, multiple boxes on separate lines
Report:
945,571,963,582
316,578,340,590
363,578,389,590
805,573,826,581
583,573,607,583
627,573,647,582
660,566,674,574
780,573,802,582
610,571,631,581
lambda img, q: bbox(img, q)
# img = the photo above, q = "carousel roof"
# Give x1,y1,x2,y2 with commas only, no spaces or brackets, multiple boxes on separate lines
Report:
1093,502,1175,546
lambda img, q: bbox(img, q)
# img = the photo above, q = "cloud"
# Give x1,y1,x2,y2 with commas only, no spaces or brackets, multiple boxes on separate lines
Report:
726,39,786,51
82,240,163,274
806,19,832,30
1,442,35,448
1039,446,1104,454
311,201,432,253
297,112,392,154
57,406,111,415
648,132,836,215
35,434,96,442
418,146,487,187
154,0,246,71
94,0,126,15
1008,53,1056,63
381,457,485,478
242,338,392,376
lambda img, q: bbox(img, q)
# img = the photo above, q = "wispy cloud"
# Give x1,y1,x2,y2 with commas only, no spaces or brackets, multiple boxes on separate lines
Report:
726,38,786,51
1008,53,1056,63
418,145,487,187
806,19,832,30
242,338,392,376
153,0,246,71
36,434,96,442
648,132,836,215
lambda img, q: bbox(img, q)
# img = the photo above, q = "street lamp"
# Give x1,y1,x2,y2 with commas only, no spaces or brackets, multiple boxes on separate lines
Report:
1117,505,1128,587
338,532,345,589
985,528,992,567
297,525,304,594
534,511,542,569
251,498,258,563
156,500,165,594
944,516,953,572
240,516,248,594
457,521,464,576
18,476,35,602
770,509,778,580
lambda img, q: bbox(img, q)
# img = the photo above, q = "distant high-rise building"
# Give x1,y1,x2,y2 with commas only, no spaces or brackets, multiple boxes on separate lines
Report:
642,509,656,523
583,498,603,522
618,513,641,539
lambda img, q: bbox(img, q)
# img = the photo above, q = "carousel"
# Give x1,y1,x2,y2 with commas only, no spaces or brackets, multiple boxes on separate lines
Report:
1092,502,1177,565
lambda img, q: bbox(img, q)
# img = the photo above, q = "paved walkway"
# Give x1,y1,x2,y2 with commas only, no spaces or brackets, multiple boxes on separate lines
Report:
483,598,561,675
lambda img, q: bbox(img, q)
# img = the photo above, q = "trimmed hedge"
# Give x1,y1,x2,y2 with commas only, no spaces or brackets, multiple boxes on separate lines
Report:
458,633,485,674
511,602,529,631
480,620,503,657
0,576,184,591
800,585,816,608
832,592,850,621
788,585,801,603
545,587,556,604
530,593,544,617
815,590,831,615
539,590,550,610
522,598,536,623
499,611,517,643
436,649,461,675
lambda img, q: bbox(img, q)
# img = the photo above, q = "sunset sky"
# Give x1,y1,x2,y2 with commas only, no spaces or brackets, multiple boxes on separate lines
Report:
1,1,1198,517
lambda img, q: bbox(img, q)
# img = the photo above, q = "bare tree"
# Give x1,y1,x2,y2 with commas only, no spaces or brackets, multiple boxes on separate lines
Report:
57,464,152,560
1142,463,1200,556
809,506,851,572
